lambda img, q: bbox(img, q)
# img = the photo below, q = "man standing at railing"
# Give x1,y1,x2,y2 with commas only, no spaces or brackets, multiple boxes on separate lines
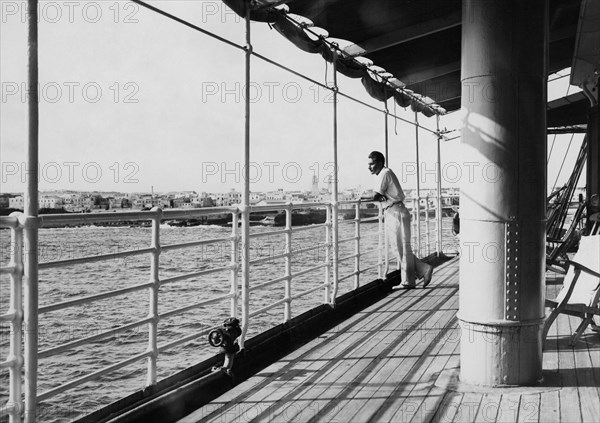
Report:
363,151,433,288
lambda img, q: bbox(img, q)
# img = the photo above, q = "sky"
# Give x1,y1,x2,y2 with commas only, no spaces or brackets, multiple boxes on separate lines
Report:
0,0,586,195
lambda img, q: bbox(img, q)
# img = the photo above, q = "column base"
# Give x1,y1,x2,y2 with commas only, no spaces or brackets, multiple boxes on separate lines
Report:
458,318,544,386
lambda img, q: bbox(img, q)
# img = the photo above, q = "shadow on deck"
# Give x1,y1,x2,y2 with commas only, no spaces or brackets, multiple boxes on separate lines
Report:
177,258,600,423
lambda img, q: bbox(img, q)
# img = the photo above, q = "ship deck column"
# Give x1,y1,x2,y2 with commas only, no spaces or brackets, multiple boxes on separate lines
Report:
458,0,548,385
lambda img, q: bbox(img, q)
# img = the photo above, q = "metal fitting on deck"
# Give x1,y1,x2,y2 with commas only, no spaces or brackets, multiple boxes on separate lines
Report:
208,317,241,376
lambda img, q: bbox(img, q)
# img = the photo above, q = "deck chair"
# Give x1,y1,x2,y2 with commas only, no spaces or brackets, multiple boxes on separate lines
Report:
543,234,600,347
546,202,587,274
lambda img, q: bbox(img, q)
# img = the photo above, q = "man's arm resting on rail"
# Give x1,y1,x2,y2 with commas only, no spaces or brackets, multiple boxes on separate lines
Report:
360,192,387,202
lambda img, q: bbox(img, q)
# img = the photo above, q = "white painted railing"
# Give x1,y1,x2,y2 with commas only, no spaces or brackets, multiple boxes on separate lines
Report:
410,194,459,258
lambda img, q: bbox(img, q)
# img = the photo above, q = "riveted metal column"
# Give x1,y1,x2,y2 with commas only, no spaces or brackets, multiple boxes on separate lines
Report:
24,1,40,421
459,0,547,385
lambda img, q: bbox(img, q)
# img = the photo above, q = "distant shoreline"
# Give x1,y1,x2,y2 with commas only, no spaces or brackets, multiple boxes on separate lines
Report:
1,206,457,229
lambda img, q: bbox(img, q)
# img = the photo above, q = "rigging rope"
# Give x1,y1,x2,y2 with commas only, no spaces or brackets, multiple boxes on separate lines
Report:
552,133,575,191
547,135,588,238
547,133,557,165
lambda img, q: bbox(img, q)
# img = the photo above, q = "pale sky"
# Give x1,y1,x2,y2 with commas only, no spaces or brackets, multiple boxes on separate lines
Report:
0,0,585,195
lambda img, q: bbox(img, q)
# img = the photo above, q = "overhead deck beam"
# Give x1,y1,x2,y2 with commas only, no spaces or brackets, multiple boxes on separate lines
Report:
343,10,461,57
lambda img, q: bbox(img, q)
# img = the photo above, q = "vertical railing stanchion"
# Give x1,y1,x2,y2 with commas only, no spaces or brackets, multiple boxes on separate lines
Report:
425,194,430,256
24,1,40,421
330,47,340,306
411,198,419,256
324,205,332,303
147,208,162,386
354,200,360,289
284,204,292,321
414,112,422,259
384,98,389,167
240,7,252,349
230,211,239,318
7,216,24,423
436,115,443,257
378,203,386,277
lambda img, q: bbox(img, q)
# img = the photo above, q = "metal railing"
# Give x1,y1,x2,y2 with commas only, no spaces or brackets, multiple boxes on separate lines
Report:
0,199,429,422
0,199,461,422
409,194,460,258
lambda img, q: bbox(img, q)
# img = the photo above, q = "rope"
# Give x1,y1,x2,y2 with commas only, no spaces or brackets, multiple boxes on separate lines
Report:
132,1,242,51
547,133,557,165
547,135,587,237
552,133,575,191
393,100,399,135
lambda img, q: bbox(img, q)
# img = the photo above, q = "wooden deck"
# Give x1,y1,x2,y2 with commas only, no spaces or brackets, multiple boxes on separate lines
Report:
178,258,600,423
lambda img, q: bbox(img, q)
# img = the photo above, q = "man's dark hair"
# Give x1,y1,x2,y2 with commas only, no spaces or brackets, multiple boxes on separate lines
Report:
368,151,385,165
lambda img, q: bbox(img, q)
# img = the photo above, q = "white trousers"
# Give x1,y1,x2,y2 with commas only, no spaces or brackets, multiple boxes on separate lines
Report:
384,203,429,285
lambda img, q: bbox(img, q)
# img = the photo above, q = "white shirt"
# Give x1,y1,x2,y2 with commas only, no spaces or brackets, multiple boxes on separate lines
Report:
375,167,405,209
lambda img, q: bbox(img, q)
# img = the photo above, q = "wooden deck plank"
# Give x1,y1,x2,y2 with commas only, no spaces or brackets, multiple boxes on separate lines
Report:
431,391,464,423
496,394,521,423
517,394,540,423
407,344,461,423
586,323,600,422
177,258,600,423
557,315,583,423
539,390,560,423
453,392,484,423
571,316,600,423
474,394,502,423
375,318,460,422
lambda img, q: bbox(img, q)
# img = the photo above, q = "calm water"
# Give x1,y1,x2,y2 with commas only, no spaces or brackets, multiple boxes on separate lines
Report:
0,219,457,422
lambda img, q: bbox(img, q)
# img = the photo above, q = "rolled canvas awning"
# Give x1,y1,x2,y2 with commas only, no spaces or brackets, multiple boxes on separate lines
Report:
222,0,587,121
222,0,445,117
